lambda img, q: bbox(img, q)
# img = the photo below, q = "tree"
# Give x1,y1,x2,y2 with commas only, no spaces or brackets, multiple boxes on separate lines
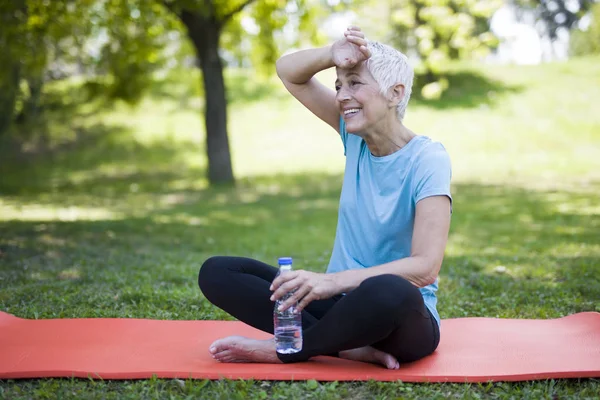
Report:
370,0,501,99
0,0,51,135
162,0,324,184
0,1,25,136
513,0,598,41
570,2,600,55
0,0,99,135
164,0,252,185
1,0,323,185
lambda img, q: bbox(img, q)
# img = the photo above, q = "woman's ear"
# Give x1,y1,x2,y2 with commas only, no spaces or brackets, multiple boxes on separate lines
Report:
388,84,405,107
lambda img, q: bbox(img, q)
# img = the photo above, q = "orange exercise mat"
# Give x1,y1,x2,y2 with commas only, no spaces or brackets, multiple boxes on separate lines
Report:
1,311,599,382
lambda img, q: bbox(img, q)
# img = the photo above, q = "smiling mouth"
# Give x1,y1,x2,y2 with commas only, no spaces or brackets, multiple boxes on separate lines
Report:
343,108,361,117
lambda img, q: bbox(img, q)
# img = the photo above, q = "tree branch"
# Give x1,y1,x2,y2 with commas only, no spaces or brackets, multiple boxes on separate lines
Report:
161,0,180,17
220,0,256,24
162,0,213,20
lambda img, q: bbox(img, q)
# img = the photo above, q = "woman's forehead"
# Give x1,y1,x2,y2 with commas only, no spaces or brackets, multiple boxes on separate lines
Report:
335,63,369,79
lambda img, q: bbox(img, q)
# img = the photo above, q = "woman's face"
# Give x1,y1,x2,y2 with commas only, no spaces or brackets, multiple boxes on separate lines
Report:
335,62,389,134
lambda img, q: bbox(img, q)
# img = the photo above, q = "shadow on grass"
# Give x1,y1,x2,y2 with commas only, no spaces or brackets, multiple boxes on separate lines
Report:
411,70,524,109
143,68,287,111
0,121,205,196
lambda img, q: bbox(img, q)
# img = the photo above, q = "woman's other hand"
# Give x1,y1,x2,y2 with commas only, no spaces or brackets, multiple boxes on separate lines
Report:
331,26,371,69
270,270,339,312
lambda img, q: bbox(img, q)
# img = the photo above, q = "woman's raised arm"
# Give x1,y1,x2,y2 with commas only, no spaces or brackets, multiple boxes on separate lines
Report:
275,27,370,133
276,45,340,132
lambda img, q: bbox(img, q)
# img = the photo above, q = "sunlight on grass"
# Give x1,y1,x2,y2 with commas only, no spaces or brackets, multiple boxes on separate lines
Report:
151,214,209,226
554,200,600,216
57,267,82,280
29,272,52,281
0,202,120,221
257,60,600,186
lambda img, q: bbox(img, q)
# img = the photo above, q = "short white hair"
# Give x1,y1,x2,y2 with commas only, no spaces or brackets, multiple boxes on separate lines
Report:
365,41,414,121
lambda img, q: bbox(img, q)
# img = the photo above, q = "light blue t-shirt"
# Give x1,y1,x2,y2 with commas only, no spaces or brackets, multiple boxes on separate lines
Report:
326,118,452,327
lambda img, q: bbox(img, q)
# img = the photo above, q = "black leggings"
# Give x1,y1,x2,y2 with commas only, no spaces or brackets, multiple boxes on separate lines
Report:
198,256,440,363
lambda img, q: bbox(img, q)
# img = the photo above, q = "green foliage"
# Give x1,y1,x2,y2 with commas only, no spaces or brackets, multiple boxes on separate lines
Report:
220,0,327,75
386,0,502,99
0,0,79,136
0,0,179,137
90,1,181,104
570,3,600,56
251,0,290,74
1,0,336,186
0,0,328,134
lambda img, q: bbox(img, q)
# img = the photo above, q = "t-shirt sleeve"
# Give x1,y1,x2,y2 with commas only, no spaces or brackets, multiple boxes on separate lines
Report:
413,144,453,209
339,116,349,156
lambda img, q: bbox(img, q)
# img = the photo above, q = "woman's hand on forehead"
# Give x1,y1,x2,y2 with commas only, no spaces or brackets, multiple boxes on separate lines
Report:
331,26,371,69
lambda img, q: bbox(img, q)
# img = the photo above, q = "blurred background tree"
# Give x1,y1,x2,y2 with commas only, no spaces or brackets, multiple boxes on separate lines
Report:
0,0,172,142
0,0,93,138
388,0,502,100
513,0,595,40
508,0,599,61
570,1,600,55
0,0,325,185
162,0,328,184
355,0,502,100
1,0,598,184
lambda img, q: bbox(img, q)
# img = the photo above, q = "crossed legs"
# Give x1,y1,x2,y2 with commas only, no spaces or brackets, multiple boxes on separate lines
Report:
198,256,439,368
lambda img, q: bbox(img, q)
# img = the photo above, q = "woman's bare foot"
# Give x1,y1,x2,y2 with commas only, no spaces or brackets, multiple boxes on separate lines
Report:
339,346,399,369
208,336,283,364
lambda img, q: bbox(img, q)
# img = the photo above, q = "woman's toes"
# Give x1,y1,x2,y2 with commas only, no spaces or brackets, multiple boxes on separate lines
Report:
209,339,224,354
372,348,398,370
206,336,279,364
387,356,400,370
210,346,227,357
213,350,231,361
217,354,233,363
209,336,244,355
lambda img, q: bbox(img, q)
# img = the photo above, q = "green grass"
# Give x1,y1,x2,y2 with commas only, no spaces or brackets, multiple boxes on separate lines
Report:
1,56,600,398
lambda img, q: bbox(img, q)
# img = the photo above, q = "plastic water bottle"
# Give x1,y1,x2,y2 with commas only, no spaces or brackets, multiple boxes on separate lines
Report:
273,257,303,354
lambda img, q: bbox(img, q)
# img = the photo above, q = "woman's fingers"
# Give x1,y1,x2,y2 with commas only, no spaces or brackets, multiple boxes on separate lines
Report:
270,271,324,312
270,276,301,301
359,45,371,58
270,271,297,291
346,35,369,57
346,35,367,46
281,285,311,312
345,27,364,38
297,291,316,312
345,30,363,38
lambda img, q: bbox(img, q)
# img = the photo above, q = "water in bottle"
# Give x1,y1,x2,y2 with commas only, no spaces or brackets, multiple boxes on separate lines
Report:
273,257,303,354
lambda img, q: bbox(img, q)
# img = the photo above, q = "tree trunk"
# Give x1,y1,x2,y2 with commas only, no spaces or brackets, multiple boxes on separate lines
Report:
16,77,43,125
180,11,235,185
0,63,20,137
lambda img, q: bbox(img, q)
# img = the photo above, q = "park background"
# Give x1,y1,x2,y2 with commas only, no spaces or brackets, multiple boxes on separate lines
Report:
1,0,599,398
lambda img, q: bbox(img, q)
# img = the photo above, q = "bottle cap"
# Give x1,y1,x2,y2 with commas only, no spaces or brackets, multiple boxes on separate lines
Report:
278,257,292,266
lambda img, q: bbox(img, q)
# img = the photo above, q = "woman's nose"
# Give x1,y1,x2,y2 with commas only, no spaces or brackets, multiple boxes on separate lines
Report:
336,87,351,102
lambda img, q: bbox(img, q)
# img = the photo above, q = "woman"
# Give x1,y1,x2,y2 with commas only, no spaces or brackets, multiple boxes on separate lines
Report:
198,26,452,370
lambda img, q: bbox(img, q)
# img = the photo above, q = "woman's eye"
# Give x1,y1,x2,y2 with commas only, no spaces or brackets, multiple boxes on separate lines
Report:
335,85,341,91
350,80,360,86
